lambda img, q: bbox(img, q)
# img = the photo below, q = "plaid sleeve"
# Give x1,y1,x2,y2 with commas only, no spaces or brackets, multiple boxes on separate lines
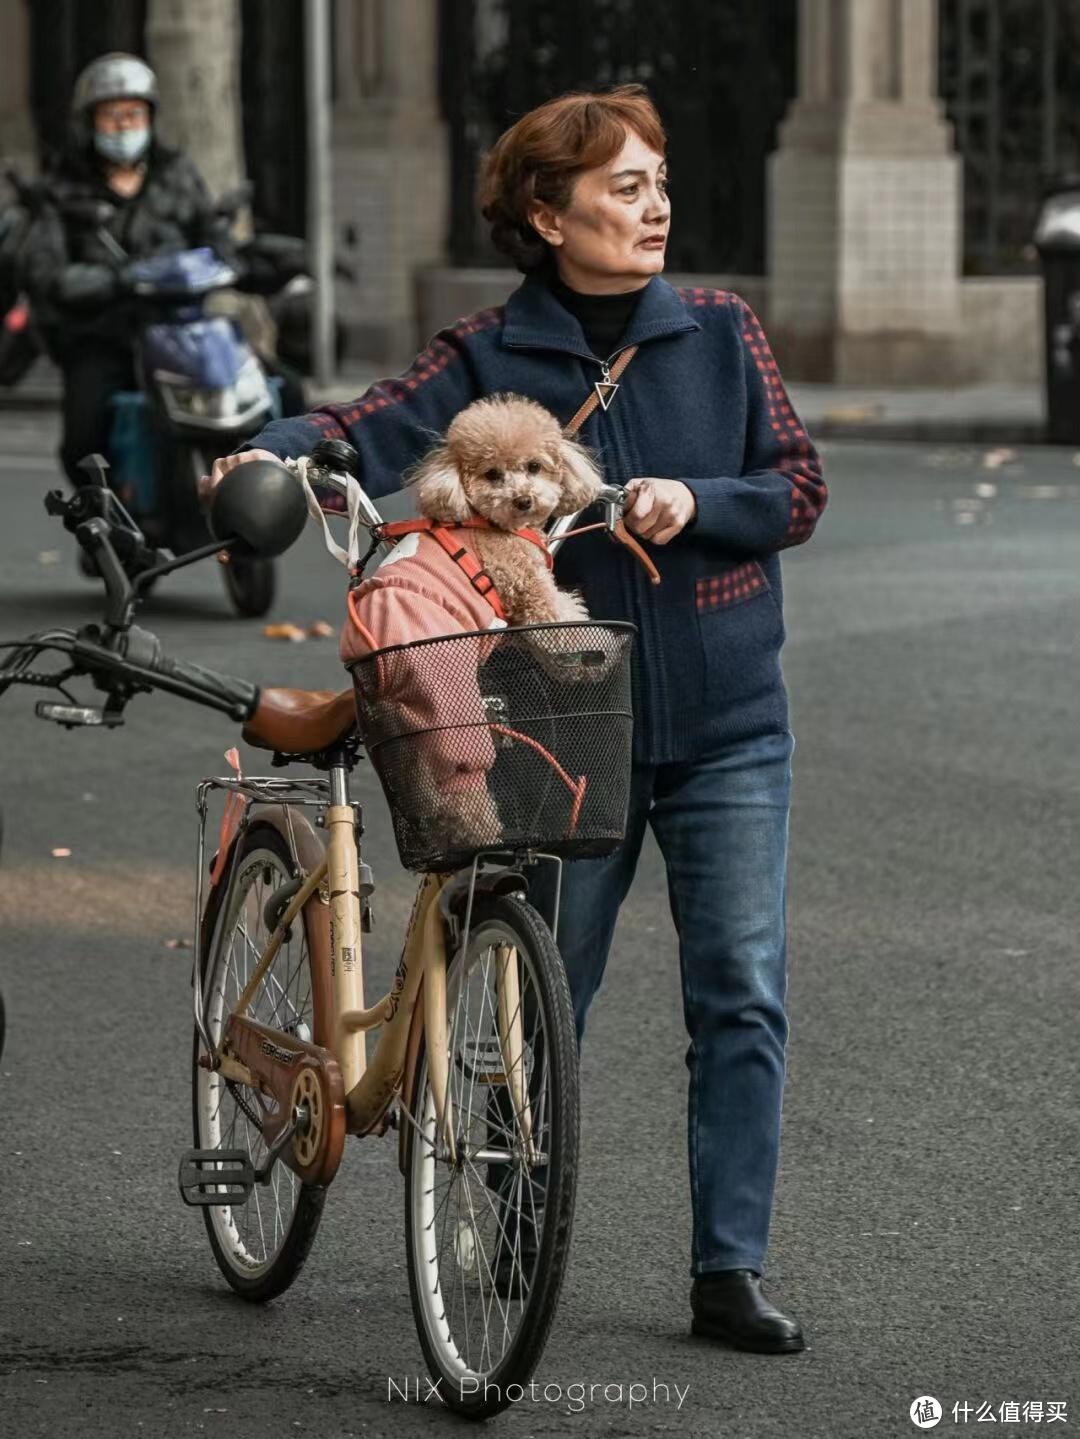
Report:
240,310,498,505
681,299,827,553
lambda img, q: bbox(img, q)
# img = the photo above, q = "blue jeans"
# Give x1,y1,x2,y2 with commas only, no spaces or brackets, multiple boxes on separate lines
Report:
531,729,794,1278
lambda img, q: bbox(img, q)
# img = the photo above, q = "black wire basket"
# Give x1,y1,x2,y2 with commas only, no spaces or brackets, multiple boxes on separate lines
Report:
348,621,635,873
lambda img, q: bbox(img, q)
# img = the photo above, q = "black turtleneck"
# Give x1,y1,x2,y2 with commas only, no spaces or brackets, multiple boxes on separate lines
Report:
545,268,647,362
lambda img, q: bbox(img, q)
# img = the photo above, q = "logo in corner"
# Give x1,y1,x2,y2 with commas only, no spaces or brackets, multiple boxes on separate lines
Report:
910,1397,942,1429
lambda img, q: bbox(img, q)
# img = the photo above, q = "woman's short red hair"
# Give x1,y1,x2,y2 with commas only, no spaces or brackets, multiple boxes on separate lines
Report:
478,84,667,273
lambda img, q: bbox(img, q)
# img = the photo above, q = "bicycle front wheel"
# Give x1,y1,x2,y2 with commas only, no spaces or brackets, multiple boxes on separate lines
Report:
404,892,579,1420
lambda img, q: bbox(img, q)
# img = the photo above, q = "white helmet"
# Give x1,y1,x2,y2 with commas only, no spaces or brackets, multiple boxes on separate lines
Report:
72,52,158,129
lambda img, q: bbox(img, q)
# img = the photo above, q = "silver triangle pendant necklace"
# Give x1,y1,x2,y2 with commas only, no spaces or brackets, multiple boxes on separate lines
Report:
594,359,619,411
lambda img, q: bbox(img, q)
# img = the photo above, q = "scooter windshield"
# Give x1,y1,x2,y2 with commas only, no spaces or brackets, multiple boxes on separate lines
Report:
143,317,250,389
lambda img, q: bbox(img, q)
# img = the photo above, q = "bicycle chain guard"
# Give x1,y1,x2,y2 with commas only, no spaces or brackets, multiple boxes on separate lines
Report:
222,1014,346,1186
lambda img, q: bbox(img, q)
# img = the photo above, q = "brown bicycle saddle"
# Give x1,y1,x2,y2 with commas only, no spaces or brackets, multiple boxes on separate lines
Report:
242,687,356,754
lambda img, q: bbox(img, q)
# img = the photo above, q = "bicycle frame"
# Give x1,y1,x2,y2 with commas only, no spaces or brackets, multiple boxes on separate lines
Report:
192,758,556,1188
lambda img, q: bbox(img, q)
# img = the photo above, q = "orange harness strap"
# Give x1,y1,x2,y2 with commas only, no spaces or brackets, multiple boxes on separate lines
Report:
376,517,553,621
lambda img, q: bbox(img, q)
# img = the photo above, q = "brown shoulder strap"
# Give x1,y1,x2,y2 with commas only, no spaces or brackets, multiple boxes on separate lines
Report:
564,345,638,437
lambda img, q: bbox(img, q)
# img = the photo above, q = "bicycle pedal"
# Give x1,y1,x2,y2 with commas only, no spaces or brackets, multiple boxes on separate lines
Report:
178,1148,255,1207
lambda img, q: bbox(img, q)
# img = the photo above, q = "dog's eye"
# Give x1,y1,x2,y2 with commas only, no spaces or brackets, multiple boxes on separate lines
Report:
526,459,542,475
484,467,503,484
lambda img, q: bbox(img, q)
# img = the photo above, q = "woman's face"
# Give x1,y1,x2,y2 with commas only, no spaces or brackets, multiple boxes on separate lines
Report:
529,129,670,293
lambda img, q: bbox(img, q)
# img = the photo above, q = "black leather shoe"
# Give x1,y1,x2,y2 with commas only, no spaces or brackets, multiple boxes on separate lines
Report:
690,1269,806,1353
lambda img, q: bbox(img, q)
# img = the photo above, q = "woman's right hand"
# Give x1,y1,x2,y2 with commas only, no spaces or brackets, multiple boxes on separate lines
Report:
198,448,281,508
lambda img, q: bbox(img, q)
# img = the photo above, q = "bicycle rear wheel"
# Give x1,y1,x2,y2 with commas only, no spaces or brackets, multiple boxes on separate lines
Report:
192,821,326,1301
404,893,579,1420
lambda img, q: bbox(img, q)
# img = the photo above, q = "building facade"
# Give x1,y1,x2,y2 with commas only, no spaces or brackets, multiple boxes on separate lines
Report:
1,0,1072,383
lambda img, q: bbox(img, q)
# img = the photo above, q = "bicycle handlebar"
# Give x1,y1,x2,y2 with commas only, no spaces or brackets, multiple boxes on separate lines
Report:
87,621,258,719
142,646,260,720
302,437,630,564
0,624,260,724
82,627,259,720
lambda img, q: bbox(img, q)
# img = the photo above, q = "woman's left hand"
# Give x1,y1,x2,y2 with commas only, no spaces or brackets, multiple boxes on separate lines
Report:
624,478,697,545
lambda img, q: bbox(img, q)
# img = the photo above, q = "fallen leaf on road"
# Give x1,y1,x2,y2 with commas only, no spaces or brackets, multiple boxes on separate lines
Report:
1017,484,1067,500
307,619,334,638
981,447,1017,469
263,623,307,642
51,847,71,858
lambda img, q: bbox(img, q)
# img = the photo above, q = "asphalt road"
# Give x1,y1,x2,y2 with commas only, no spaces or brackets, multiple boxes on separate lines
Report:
1,412,1078,1439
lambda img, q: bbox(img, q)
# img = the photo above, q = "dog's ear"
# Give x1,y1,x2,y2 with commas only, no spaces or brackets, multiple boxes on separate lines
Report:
552,435,604,516
413,445,472,522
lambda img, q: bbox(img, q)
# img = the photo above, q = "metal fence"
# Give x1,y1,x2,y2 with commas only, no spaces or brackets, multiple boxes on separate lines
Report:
438,0,797,275
939,0,1080,274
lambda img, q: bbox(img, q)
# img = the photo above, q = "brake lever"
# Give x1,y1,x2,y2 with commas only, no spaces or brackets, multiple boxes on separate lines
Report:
547,484,661,585
35,699,125,729
602,487,629,534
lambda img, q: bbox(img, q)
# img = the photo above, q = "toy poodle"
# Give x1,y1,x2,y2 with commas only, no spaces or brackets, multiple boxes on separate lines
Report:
410,392,603,625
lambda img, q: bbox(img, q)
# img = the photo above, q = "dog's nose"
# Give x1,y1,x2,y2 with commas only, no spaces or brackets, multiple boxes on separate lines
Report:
514,496,532,512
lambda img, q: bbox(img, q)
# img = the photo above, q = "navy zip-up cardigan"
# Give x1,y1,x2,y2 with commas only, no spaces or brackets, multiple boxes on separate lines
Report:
244,274,827,764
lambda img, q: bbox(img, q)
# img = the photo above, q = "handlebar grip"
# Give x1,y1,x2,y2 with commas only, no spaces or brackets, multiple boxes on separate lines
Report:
149,651,260,719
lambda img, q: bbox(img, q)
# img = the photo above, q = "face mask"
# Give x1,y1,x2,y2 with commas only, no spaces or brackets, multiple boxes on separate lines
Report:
93,127,150,165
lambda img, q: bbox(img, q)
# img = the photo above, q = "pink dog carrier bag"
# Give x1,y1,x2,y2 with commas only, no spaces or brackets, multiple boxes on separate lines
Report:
341,521,635,873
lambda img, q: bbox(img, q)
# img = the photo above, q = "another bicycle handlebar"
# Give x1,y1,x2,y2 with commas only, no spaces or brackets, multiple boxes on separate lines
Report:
142,647,259,719
0,625,260,724
2,477,262,727
91,624,259,719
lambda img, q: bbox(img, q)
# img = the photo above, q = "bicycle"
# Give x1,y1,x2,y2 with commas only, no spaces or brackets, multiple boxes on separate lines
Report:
0,448,635,1418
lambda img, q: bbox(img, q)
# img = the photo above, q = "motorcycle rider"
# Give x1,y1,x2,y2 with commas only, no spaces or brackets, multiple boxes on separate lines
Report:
18,53,233,491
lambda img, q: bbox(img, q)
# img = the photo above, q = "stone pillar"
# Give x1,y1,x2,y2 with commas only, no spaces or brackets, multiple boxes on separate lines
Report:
331,0,449,366
768,0,964,383
146,0,246,200
0,0,35,177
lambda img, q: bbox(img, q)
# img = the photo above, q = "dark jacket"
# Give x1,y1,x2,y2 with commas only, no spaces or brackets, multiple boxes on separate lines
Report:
19,141,228,357
244,275,828,764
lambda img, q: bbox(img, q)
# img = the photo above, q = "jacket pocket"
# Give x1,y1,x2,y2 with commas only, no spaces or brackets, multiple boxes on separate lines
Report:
695,560,770,613
695,561,784,709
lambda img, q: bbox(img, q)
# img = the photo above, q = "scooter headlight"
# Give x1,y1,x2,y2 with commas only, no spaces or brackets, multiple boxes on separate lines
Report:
233,356,271,413
154,358,272,427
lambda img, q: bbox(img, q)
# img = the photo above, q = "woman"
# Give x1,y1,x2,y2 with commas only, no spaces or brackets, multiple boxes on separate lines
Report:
210,85,826,1354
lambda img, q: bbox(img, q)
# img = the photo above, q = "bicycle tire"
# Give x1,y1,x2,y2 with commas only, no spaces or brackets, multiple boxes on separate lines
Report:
222,556,276,619
404,893,579,1420
191,821,326,1302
